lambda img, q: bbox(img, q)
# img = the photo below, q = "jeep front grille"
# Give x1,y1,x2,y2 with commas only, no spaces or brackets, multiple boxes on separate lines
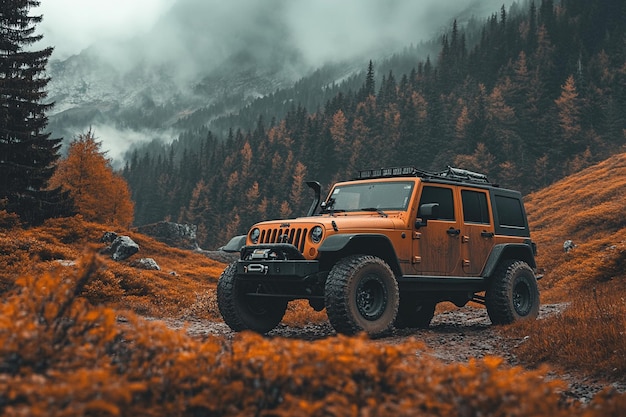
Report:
259,227,309,253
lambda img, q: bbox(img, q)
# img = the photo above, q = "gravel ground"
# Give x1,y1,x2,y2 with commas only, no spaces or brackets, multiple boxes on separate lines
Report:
152,303,624,404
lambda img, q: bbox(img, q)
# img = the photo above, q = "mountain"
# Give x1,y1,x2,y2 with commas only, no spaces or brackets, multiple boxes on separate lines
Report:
44,0,515,160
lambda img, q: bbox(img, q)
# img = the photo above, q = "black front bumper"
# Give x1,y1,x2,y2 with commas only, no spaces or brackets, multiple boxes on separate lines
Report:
236,259,320,279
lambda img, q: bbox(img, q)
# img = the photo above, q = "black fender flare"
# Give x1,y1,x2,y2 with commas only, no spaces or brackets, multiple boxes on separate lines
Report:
482,243,537,278
318,234,402,276
220,235,247,253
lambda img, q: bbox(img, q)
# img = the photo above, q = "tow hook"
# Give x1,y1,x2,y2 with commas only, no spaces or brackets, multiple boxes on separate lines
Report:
245,264,268,274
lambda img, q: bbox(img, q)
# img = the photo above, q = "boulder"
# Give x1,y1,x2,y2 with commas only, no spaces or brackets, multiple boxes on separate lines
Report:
130,257,160,270
102,235,139,261
100,231,118,243
136,221,199,250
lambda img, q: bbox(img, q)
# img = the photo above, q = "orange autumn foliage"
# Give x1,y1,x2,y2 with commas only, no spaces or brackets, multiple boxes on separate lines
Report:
2,151,626,414
0,216,224,319
1,257,625,416
49,130,134,228
512,153,626,377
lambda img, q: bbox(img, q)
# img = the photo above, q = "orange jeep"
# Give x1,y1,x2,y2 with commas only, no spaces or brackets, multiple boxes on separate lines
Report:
218,167,540,337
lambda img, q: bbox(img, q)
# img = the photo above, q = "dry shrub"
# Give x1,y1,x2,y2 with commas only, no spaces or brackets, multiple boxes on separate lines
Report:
0,234,32,290
37,215,104,244
506,288,626,379
283,299,328,327
1,257,625,416
0,209,21,229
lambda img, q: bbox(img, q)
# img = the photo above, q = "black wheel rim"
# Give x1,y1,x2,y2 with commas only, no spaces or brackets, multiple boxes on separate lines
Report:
356,275,387,321
513,280,532,316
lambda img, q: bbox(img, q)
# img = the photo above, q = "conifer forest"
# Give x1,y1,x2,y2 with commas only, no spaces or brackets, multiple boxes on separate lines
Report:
122,0,626,249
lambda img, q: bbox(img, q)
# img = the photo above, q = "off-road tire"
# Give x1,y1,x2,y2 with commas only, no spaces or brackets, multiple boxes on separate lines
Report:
486,260,539,325
395,295,436,329
217,262,287,334
325,255,399,337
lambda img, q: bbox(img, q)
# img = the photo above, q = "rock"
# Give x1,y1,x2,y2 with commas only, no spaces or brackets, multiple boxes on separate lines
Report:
130,257,160,270
100,231,118,243
102,235,139,261
136,221,199,250
563,240,577,253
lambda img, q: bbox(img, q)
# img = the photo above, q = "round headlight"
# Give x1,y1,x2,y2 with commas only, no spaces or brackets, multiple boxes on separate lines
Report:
250,228,260,244
310,226,323,243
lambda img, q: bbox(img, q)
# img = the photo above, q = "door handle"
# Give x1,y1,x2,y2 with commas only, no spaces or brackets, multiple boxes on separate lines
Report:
447,228,461,236
481,231,494,238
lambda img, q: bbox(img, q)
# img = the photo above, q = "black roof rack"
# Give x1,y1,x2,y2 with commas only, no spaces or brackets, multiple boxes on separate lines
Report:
356,166,493,185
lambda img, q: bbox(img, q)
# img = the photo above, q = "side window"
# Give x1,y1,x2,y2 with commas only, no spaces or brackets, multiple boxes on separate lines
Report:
495,195,525,228
419,186,455,220
462,190,490,224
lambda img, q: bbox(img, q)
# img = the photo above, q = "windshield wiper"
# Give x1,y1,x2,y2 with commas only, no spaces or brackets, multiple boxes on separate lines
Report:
360,208,388,217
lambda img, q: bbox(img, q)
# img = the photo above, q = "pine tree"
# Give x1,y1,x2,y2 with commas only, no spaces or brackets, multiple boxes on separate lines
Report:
358,60,375,100
0,0,73,224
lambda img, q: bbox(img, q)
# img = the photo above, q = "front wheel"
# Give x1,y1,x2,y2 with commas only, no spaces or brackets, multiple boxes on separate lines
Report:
325,255,399,337
486,260,539,325
217,262,287,334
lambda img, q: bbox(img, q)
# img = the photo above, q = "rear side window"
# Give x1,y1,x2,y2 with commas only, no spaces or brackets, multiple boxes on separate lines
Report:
419,186,455,220
462,190,490,224
495,195,525,228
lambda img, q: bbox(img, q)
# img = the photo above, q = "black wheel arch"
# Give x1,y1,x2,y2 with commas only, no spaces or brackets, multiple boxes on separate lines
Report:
220,235,247,253
482,243,537,279
318,234,402,277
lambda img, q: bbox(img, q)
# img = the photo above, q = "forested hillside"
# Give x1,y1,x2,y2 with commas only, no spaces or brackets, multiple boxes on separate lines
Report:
123,0,626,249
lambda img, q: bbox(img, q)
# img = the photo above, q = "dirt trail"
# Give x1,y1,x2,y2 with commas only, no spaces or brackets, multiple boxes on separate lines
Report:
154,303,624,404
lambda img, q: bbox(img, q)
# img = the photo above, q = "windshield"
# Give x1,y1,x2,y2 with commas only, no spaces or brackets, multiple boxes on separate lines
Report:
327,181,414,212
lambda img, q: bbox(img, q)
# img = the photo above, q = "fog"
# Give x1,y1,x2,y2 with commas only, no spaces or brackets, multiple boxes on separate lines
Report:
39,0,517,74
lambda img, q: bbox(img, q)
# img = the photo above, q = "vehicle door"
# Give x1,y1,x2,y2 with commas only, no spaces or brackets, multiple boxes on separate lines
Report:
459,188,495,275
412,184,462,275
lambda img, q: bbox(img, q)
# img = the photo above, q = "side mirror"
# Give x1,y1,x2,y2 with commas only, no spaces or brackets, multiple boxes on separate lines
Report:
415,203,439,229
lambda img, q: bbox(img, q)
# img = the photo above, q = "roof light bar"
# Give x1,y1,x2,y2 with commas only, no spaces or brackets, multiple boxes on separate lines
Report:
355,166,492,184
357,166,415,179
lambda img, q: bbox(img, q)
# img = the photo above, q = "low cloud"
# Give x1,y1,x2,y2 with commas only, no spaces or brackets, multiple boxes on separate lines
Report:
39,0,517,75
37,0,176,60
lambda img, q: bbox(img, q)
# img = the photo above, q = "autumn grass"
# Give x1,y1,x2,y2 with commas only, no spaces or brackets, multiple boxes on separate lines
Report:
0,215,224,320
2,150,626,414
513,153,626,379
506,288,626,379
2,258,625,416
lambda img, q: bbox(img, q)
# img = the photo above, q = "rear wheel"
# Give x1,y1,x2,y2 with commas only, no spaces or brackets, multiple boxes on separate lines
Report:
325,255,399,337
217,262,287,334
395,295,436,329
486,260,539,325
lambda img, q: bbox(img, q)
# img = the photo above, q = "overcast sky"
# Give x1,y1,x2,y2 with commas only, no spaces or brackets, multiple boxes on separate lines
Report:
36,0,176,59
35,0,517,64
